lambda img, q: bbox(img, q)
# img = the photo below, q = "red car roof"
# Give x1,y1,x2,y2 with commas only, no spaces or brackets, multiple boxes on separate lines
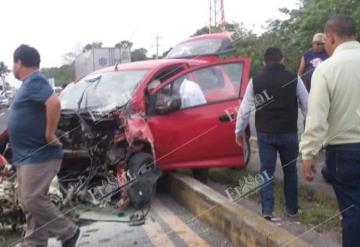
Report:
91,58,208,75
84,32,234,77
177,32,233,44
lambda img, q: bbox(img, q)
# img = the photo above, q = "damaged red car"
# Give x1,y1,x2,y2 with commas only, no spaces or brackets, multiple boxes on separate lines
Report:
0,33,251,210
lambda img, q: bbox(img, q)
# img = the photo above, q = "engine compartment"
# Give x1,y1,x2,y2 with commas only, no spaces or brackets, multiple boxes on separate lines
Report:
54,110,160,208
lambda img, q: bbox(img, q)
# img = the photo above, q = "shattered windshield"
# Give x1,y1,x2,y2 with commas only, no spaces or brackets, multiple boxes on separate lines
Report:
60,70,149,111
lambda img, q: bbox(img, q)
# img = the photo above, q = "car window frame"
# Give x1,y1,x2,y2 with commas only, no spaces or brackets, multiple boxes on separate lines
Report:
148,58,250,115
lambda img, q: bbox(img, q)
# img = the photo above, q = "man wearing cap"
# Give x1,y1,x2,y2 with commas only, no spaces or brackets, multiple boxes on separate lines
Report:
298,33,329,92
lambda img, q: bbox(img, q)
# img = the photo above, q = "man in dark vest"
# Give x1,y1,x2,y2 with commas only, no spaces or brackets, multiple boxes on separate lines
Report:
235,48,308,220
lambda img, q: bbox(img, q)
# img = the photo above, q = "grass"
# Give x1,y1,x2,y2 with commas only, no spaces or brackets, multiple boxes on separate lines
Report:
0,231,23,247
209,168,341,232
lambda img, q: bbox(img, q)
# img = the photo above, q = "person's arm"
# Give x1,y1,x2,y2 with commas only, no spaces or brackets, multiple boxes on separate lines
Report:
299,67,330,181
28,77,61,146
298,56,306,76
235,79,255,145
296,76,308,117
45,94,62,146
0,155,13,175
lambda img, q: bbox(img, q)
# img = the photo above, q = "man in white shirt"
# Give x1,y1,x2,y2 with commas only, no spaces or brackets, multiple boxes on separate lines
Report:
179,78,207,108
300,15,360,247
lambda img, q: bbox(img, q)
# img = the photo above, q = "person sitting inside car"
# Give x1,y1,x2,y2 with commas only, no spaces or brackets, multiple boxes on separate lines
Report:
179,78,207,108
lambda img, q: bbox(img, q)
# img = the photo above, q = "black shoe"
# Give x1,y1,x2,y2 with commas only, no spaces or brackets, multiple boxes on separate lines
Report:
62,228,80,247
262,213,273,221
286,208,303,218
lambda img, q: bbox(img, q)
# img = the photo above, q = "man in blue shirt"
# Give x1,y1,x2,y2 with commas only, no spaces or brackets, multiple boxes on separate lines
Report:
298,33,329,92
8,45,79,247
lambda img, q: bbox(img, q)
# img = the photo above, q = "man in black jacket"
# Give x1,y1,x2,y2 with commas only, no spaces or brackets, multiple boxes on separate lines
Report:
235,48,308,220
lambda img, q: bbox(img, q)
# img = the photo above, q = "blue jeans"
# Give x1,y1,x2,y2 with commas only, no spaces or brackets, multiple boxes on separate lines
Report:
257,132,299,215
325,144,360,247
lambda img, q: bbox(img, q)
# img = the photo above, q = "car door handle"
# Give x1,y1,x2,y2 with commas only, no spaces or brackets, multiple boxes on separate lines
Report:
218,114,235,122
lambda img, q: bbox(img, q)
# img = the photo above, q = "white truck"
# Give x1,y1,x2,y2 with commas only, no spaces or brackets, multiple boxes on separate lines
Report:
75,47,131,81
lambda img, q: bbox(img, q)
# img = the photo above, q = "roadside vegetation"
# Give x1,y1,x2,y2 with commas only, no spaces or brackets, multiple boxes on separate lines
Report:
209,168,341,232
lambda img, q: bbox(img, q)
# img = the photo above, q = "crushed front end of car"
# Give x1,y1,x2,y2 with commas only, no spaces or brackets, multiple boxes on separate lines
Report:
57,70,161,211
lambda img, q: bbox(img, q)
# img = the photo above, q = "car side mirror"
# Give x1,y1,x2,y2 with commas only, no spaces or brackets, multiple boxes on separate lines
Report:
155,96,181,115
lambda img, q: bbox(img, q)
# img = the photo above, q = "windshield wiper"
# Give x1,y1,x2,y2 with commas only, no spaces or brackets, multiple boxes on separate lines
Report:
77,75,102,110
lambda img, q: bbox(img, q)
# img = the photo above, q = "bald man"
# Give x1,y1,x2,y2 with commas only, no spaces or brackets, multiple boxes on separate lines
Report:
300,16,360,247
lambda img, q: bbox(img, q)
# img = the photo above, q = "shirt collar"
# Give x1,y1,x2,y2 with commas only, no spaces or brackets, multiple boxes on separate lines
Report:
265,63,285,71
23,70,40,82
333,41,360,56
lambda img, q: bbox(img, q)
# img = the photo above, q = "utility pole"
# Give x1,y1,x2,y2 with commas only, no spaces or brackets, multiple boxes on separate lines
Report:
209,0,212,33
214,0,217,28
152,35,163,59
220,0,225,31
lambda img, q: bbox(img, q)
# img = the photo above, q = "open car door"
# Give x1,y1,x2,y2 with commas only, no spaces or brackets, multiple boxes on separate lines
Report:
146,58,251,170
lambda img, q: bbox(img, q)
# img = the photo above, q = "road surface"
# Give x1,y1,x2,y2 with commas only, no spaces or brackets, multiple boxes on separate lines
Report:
0,108,8,135
4,193,233,247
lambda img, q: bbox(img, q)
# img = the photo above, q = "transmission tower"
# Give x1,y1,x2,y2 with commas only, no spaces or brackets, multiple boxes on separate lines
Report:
209,0,226,32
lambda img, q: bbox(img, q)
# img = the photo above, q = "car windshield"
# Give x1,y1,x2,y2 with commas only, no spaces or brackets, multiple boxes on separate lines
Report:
60,70,149,111
166,39,223,59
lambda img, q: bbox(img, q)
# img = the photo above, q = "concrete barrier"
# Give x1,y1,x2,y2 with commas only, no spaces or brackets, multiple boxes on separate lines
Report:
167,173,312,247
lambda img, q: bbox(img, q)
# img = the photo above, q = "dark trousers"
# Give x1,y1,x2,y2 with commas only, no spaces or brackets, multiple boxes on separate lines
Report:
325,143,360,247
257,132,299,215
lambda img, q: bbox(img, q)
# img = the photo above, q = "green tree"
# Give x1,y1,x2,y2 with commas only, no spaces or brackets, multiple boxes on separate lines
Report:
41,63,75,87
82,41,103,53
266,0,360,71
62,52,77,64
115,40,133,49
131,48,148,61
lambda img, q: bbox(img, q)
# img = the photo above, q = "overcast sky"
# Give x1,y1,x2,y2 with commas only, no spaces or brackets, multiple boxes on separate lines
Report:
1,0,299,71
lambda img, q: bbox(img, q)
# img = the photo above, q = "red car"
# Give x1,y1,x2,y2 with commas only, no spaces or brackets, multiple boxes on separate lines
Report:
0,33,251,209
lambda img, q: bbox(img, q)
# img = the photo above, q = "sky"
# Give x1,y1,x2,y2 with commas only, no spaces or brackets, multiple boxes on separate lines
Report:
1,0,299,86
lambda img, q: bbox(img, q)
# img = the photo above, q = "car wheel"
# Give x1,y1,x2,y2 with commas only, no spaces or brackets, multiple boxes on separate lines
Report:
192,169,209,184
127,152,158,209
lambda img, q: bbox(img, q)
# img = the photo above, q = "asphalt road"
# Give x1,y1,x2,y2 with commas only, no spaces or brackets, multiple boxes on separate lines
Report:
7,193,233,247
0,108,8,134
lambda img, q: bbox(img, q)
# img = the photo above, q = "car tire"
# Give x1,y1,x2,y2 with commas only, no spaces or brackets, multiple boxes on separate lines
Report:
192,169,209,184
128,152,155,177
127,152,157,209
